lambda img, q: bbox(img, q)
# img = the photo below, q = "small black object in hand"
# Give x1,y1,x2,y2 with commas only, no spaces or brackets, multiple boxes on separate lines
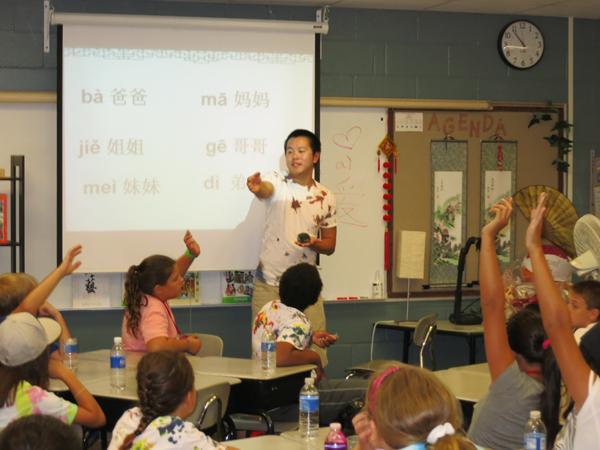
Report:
297,232,311,244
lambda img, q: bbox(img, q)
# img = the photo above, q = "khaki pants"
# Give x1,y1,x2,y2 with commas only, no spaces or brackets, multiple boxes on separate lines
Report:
252,279,328,367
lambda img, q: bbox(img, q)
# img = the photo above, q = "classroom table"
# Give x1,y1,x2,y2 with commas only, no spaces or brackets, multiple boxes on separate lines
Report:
188,356,315,434
53,351,315,435
228,427,331,449
433,364,491,403
372,319,484,364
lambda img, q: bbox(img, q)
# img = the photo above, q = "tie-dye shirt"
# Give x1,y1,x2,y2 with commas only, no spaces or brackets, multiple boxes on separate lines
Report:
252,300,312,359
108,407,225,450
0,381,78,429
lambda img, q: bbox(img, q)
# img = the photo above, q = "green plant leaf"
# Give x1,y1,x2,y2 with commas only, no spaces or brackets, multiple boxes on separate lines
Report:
552,120,573,131
528,115,540,128
544,135,560,146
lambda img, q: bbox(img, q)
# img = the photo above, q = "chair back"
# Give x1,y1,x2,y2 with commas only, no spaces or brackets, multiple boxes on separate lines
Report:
189,333,224,357
191,382,231,440
413,314,437,369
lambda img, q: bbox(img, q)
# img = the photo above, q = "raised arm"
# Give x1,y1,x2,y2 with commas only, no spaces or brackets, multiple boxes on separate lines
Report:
480,198,515,381
175,231,200,277
246,172,274,199
525,193,591,410
14,246,82,316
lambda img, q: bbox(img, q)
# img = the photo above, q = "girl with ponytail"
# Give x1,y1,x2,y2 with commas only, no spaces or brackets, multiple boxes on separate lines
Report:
470,198,562,449
109,351,233,450
121,231,202,354
352,364,478,450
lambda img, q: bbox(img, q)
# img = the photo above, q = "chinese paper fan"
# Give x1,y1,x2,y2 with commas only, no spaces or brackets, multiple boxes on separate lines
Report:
513,185,577,257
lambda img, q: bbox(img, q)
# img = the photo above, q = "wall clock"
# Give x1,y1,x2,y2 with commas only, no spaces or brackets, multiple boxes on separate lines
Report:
498,20,544,69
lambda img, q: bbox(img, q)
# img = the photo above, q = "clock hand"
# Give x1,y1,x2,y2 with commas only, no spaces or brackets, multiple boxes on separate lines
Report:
513,31,526,47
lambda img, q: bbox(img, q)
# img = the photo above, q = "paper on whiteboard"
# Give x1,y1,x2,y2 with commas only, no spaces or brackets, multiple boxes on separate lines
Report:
397,230,427,279
395,112,423,132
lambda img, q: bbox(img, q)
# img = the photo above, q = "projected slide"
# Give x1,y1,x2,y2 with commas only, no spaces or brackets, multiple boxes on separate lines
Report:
60,22,316,271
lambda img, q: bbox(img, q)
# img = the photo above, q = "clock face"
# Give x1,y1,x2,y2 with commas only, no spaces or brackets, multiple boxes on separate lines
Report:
498,20,544,69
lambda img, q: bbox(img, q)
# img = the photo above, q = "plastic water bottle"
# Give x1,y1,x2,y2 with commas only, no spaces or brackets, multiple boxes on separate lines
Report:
371,270,383,299
524,410,547,450
63,337,78,372
299,377,319,439
261,324,276,373
324,422,347,450
110,336,126,390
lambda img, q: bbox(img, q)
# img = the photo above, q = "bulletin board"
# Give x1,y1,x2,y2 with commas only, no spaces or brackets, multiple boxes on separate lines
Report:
390,108,563,297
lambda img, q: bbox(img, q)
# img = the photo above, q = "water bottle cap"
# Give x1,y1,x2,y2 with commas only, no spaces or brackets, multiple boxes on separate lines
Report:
114,336,122,344
67,337,77,345
329,422,341,431
530,410,541,419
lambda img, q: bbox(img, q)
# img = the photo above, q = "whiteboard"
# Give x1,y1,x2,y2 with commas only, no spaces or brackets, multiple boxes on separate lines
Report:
319,107,387,299
0,103,386,308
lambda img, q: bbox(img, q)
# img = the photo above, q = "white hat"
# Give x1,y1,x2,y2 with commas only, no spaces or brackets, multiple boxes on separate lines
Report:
0,312,62,367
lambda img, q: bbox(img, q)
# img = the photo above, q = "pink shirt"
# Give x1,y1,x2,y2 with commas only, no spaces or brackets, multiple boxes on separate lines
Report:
121,295,179,351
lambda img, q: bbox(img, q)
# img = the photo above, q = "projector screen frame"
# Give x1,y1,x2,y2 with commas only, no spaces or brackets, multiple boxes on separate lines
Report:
55,14,324,271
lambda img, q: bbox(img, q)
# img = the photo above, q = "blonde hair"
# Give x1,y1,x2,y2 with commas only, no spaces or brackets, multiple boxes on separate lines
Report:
366,364,475,450
0,273,38,315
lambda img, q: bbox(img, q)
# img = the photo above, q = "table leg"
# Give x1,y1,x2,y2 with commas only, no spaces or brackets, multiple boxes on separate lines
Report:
468,337,476,365
403,330,411,363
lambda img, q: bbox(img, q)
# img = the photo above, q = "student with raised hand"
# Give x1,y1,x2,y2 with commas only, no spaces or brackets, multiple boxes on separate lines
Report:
526,193,600,449
122,231,202,354
109,352,236,450
351,364,478,450
0,246,82,359
468,197,560,449
7,245,82,317
0,313,105,429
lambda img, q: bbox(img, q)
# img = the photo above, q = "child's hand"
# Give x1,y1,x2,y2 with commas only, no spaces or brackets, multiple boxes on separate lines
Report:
525,193,546,251
58,245,82,277
312,330,338,348
482,198,512,237
183,231,201,258
352,412,376,450
48,357,69,379
246,172,262,194
186,335,202,355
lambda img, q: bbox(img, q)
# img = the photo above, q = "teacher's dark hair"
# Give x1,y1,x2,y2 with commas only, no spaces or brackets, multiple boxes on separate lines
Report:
284,129,321,154
279,263,322,312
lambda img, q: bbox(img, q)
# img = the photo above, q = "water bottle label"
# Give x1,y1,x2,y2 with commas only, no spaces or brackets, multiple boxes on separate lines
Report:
524,432,546,450
64,343,78,353
324,444,347,450
110,355,126,369
299,395,319,413
261,342,275,352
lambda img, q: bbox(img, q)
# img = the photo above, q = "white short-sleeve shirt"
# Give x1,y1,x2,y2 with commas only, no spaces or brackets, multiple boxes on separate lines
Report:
252,300,312,360
257,171,336,286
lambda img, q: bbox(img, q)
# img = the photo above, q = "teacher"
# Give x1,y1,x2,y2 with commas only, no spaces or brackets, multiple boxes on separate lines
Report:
247,129,337,366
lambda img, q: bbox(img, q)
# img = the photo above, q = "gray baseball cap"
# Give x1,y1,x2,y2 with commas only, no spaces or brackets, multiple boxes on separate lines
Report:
0,312,62,367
